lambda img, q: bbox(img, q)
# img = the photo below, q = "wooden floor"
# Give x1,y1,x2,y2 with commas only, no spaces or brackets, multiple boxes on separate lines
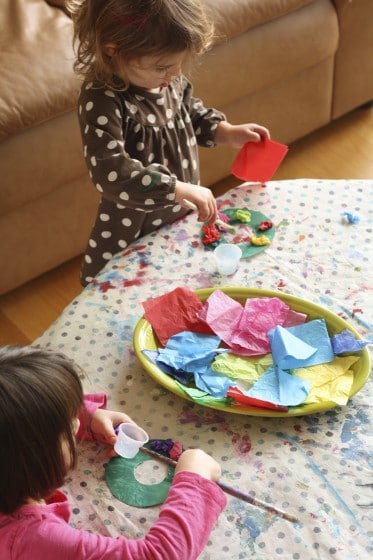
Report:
1,105,372,345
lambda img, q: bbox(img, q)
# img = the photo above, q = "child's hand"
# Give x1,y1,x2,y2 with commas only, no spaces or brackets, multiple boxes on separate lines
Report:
90,408,134,447
175,181,218,224
175,449,222,482
214,121,270,148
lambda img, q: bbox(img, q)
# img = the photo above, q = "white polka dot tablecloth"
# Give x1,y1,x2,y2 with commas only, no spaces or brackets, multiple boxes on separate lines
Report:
37,180,373,559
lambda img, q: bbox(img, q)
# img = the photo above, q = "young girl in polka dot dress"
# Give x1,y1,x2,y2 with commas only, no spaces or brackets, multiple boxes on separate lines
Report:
0,345,226,559
67,0,270,286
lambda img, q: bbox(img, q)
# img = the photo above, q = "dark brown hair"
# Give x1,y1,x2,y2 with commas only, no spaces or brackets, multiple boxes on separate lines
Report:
0,345,84,514
66,0,214,88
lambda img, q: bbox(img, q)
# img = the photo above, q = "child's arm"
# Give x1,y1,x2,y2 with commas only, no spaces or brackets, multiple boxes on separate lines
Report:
90,408,134,447
182,77,270,149
174,448,222,480
24,453,226,560
78,394,134,445
139,451,226,559
174,180,218,224
182,78,226,148
78,85,178,211
214,120,271,148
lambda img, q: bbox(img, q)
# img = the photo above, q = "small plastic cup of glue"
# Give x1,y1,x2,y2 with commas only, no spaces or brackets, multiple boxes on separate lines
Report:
214,243,242,275
114,423,149,459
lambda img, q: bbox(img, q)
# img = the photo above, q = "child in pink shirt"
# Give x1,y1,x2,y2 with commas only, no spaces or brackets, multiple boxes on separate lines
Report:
0,345,226,559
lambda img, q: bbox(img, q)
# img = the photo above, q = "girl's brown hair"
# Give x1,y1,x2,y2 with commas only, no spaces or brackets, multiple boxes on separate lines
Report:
0,345,84,514
66,0,214,88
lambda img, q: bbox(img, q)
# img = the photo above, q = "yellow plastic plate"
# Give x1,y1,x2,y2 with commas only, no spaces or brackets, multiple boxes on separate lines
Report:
133,287,371,417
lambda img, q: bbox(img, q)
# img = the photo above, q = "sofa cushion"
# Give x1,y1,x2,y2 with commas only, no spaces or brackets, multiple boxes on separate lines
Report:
196,0,338,110
204,0,317,44
0,0,81,142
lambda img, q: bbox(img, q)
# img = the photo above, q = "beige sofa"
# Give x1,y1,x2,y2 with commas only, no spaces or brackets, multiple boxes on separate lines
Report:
1,0,372,295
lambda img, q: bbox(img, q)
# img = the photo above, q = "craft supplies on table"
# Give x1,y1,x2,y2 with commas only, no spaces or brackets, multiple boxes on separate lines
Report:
135,286,370,416
36,179,373,560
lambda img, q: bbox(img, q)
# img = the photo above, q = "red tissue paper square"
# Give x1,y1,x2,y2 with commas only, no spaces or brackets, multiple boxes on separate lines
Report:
231,138,288,183
142,286,214,346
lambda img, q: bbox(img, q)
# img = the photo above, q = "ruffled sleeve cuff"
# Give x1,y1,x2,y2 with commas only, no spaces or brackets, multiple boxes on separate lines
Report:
77,393,107,440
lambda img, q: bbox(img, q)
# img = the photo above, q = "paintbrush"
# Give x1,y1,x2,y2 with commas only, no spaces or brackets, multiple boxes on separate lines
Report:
182,198,236,232
140,446,300,524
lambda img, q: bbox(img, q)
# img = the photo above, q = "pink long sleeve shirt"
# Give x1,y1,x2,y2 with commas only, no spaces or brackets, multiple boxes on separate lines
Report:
0,395,226,560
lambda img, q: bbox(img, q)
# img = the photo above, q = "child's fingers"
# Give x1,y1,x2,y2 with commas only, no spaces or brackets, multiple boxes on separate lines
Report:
198,197,218,224
90,410,134,445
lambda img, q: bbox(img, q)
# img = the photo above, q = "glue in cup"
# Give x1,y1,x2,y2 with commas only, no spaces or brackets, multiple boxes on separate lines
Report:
114,423,149,459
214,243,242,275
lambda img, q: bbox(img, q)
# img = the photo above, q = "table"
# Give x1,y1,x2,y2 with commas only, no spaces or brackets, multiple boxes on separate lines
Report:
37,179,373,559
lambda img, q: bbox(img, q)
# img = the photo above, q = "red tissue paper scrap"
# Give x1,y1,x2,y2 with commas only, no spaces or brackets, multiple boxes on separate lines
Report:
231,138,289,183
142,286,214,346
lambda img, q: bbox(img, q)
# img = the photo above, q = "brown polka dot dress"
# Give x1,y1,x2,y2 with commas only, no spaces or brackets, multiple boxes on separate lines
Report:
78,75,225,285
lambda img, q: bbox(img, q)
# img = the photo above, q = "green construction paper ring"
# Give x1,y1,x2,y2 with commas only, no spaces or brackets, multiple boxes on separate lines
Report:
203,207,275,258
105,444,174,508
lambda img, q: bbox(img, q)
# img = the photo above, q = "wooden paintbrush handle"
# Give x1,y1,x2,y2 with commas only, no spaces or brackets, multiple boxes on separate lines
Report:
140,446,299,524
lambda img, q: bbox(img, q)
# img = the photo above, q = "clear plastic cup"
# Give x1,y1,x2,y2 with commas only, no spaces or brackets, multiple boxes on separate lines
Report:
114,423,149,459
214,243,242,275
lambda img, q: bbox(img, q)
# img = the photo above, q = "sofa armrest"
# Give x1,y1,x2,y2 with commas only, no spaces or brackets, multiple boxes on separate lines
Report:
332,0,373,117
